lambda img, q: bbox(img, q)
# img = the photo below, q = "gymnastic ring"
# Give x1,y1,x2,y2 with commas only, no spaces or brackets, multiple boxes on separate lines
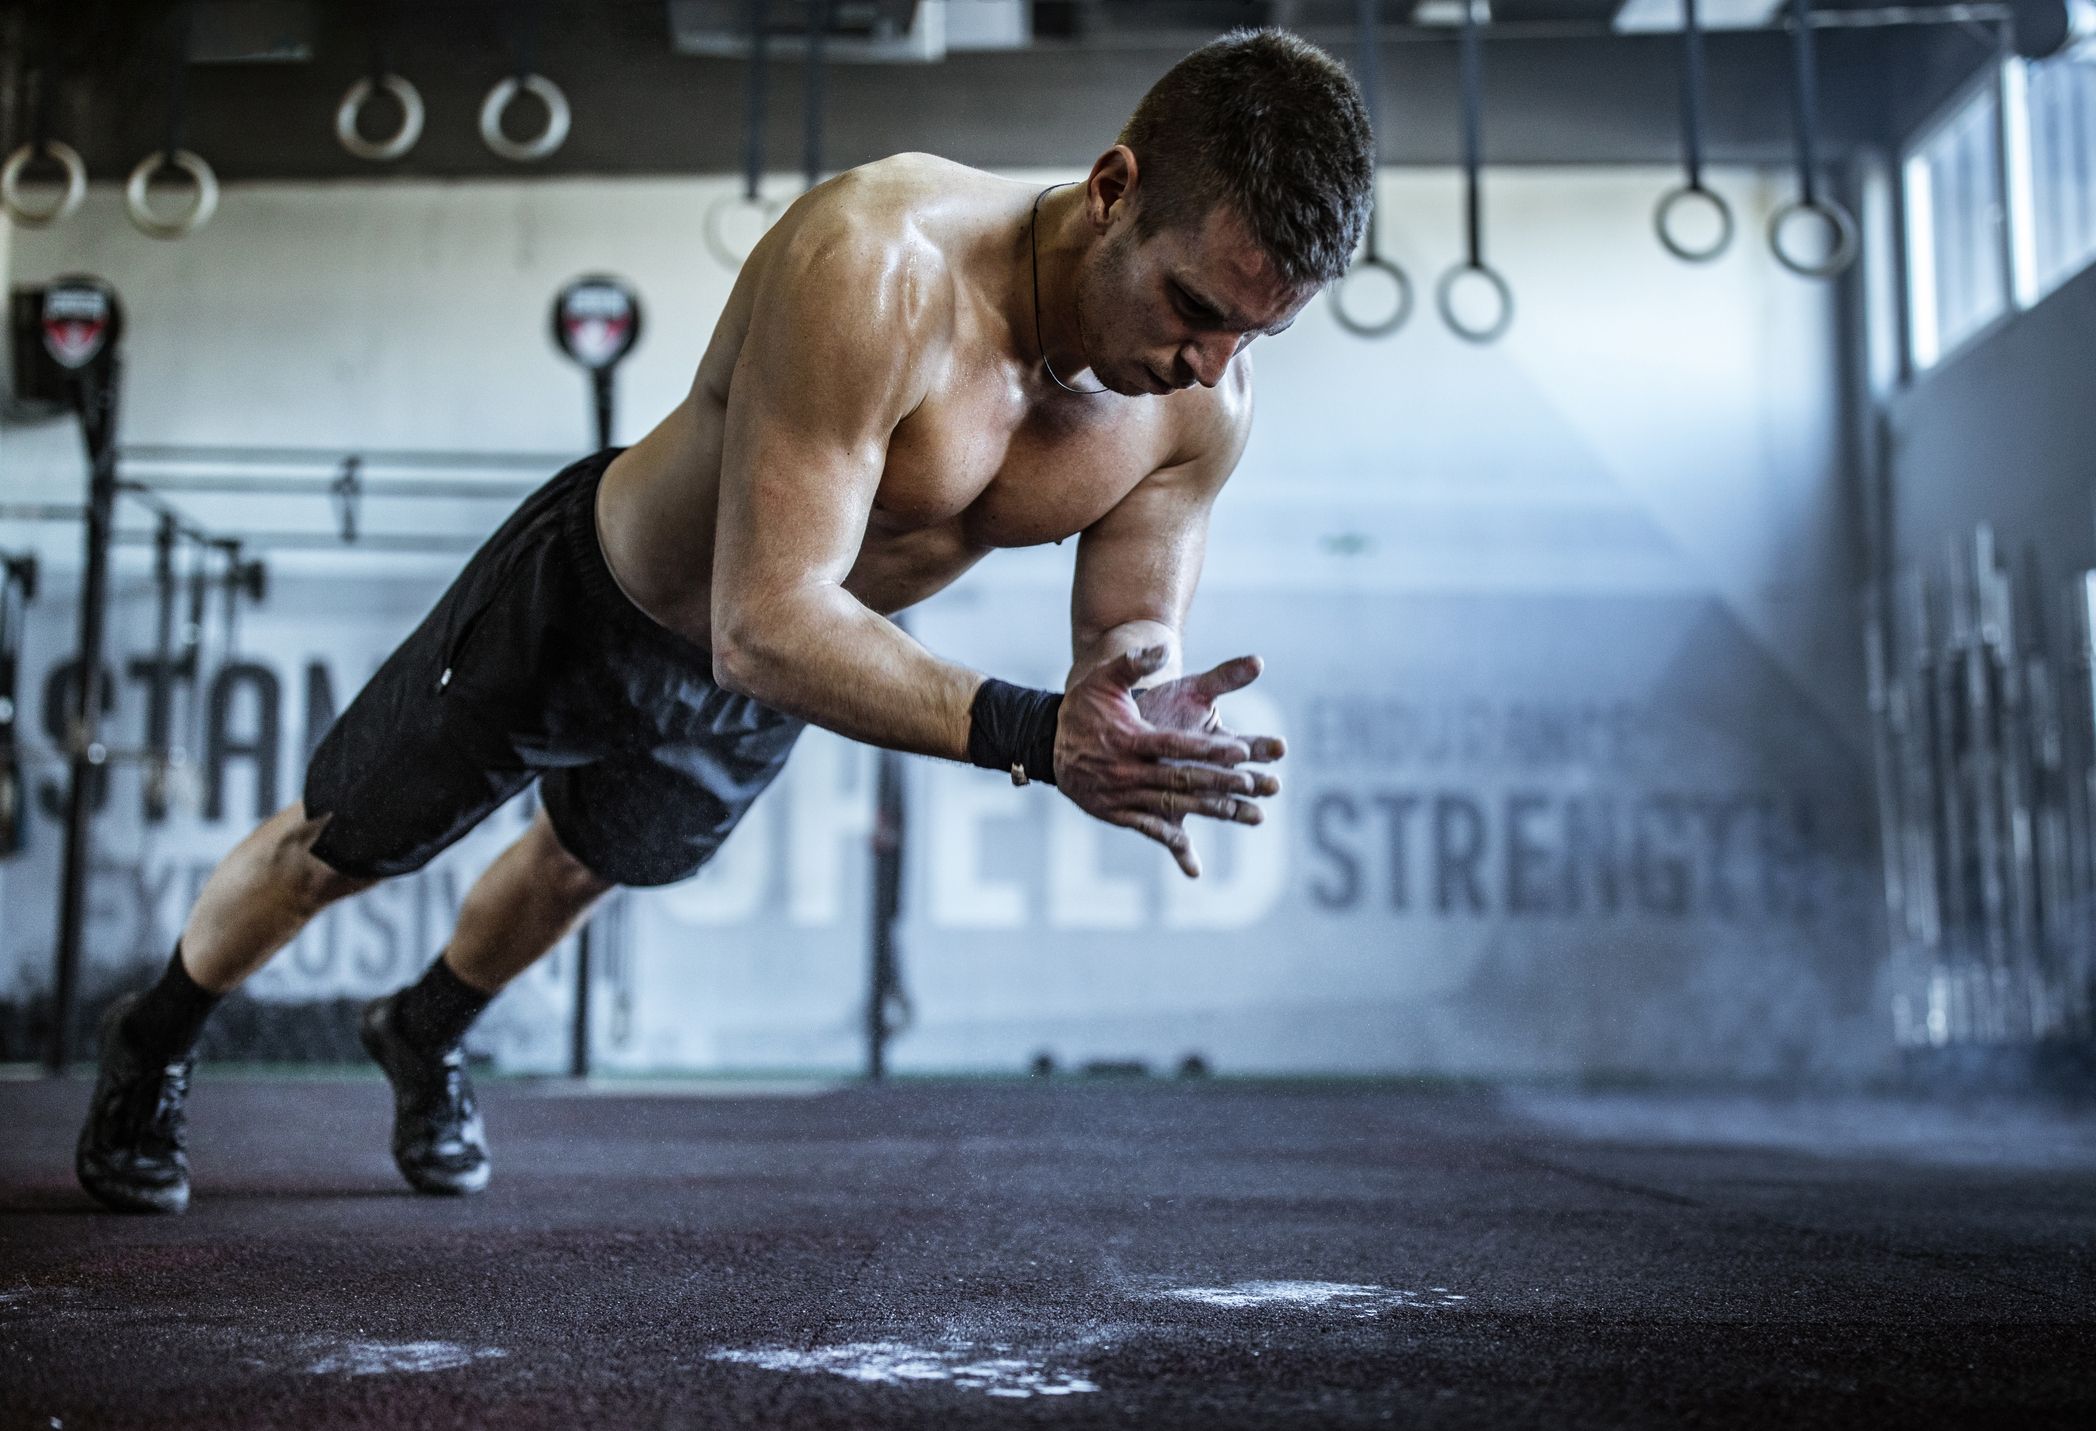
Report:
124,149,219,240
1767,195,1858,279
336,73,425,162
1654,182,1734,264
1331,252,1414,339
479,74,571,162
704,190,790,270
1435,261,1514,344
1,139,86,228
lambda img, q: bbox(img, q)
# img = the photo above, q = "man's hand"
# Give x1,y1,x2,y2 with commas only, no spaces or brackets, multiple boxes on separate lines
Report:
1133,653,1288,764
1054,646,1285,878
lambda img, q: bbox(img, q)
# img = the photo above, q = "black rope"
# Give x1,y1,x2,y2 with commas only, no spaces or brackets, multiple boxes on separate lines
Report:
1679,0,1708,190
1356,0,1382,252
10,0,41,147
1786,0,1823,205
803,0,828,190
506,0,541,82
161,3,191,161
1457,0,1484,266
26,3,55,149
743,0,771,202
367,0,396,82
24,65,49,151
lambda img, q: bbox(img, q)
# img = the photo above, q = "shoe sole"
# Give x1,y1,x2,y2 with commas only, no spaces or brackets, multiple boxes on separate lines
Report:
401,1160,491,1196
75,1156,191,1214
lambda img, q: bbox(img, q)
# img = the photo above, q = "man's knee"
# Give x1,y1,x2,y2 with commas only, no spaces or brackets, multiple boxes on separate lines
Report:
275,804,381,908
528,808,616,901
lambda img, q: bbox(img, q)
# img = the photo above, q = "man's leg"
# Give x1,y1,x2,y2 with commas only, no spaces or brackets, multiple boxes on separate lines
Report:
378,803,612,1061
361,803,612,1197
443,803,615,994
77,801,378,1214
183,801,382,990
78,453,625,1211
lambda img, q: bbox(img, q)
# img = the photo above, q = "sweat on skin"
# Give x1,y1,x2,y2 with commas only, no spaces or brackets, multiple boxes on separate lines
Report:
596,149,1315,878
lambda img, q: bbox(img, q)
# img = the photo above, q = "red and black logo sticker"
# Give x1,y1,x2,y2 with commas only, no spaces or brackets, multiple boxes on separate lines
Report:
41,278,120,371
552,277,642,372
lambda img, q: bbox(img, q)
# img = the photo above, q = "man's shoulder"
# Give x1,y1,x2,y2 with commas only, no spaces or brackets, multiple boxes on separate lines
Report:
1156,353,1255,480
786,153,987,261
827,152,1001,215
766,155,978,339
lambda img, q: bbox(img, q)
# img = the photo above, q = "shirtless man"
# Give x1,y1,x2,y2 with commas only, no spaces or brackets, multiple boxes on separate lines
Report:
76,29,1374,1213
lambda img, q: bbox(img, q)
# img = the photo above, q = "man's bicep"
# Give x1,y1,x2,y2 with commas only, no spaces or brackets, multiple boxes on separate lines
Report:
1073,388,1251,646
1069,468,1221,647
716,367,885,602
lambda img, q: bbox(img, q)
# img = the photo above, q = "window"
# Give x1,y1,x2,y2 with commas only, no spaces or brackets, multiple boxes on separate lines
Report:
1902,45,2096,375
2026,44,2096,299
1903,81,2007,370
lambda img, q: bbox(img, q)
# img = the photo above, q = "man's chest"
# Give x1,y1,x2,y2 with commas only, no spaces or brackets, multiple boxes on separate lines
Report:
873,378,1168,550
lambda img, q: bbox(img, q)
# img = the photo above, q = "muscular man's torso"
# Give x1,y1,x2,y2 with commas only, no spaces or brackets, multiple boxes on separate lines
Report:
595,154,1232,650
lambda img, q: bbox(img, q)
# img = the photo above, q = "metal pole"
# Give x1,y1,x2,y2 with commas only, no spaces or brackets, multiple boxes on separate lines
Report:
119,443,577,470
569,921,594,1079
50,356,121,1073
866,745,906,1082
144,515,179,822
590,371,615,454
568,363,618,1081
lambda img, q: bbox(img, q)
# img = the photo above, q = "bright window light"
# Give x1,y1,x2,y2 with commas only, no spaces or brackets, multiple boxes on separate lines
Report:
2026,44,2096,297
1901,80,2008,371
1610,0,1785,34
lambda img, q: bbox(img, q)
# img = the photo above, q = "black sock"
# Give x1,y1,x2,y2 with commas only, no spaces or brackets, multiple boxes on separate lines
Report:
393,953,494,1053
119,944,220,1063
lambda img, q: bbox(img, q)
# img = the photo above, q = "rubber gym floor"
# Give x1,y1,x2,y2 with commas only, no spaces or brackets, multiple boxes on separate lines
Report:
1,1074,2090,1429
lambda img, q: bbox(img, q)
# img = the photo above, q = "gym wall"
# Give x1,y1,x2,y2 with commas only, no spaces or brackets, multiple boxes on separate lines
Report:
1883,257,2096,597
0,162,1880,1079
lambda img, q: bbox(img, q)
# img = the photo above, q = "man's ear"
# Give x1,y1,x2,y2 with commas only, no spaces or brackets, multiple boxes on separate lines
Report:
1085,144,1141,233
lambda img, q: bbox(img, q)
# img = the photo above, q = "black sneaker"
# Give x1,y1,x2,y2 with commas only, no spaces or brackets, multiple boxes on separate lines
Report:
359,994,490,1196
75,995,194,1214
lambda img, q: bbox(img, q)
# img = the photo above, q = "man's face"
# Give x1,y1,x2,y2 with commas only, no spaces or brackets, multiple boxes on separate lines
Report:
1072,200,1316,398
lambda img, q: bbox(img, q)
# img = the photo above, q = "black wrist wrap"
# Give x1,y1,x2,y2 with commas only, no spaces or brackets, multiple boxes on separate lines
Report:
966,679,1062,787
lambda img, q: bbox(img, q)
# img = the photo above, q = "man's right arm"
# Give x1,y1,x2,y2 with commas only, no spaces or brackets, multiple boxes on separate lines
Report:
708,212,980,760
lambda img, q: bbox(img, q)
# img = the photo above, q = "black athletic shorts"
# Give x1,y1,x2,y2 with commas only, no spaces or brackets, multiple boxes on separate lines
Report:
303,449,803,888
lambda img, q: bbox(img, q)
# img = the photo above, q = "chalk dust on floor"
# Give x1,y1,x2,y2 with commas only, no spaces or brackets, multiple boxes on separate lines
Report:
711,1341,1100,1398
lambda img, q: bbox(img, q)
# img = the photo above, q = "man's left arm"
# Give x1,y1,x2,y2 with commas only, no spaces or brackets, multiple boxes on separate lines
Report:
1068,385,1251,690
1068,461,1222,692
1068,396,1285,778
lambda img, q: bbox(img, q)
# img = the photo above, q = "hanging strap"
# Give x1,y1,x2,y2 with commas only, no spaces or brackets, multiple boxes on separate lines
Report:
1457,0,1484,269
1436,1,1512,342
1786,0,1823,207
1766,0,1857,277
1679,0,1708,192
1653,0,1734,262
27,5,56,150
803,0,828,190
1330,0,1412,338
161,3,191,163
507,0,541,83
368,0,396,83
743,0,771,203
1356,0,1382,253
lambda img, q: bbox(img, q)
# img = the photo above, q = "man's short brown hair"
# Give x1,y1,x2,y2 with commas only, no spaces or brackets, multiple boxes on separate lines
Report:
1118,28,1373,289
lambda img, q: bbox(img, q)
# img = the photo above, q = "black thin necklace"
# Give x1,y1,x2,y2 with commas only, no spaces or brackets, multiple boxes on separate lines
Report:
1031,183,1109,397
